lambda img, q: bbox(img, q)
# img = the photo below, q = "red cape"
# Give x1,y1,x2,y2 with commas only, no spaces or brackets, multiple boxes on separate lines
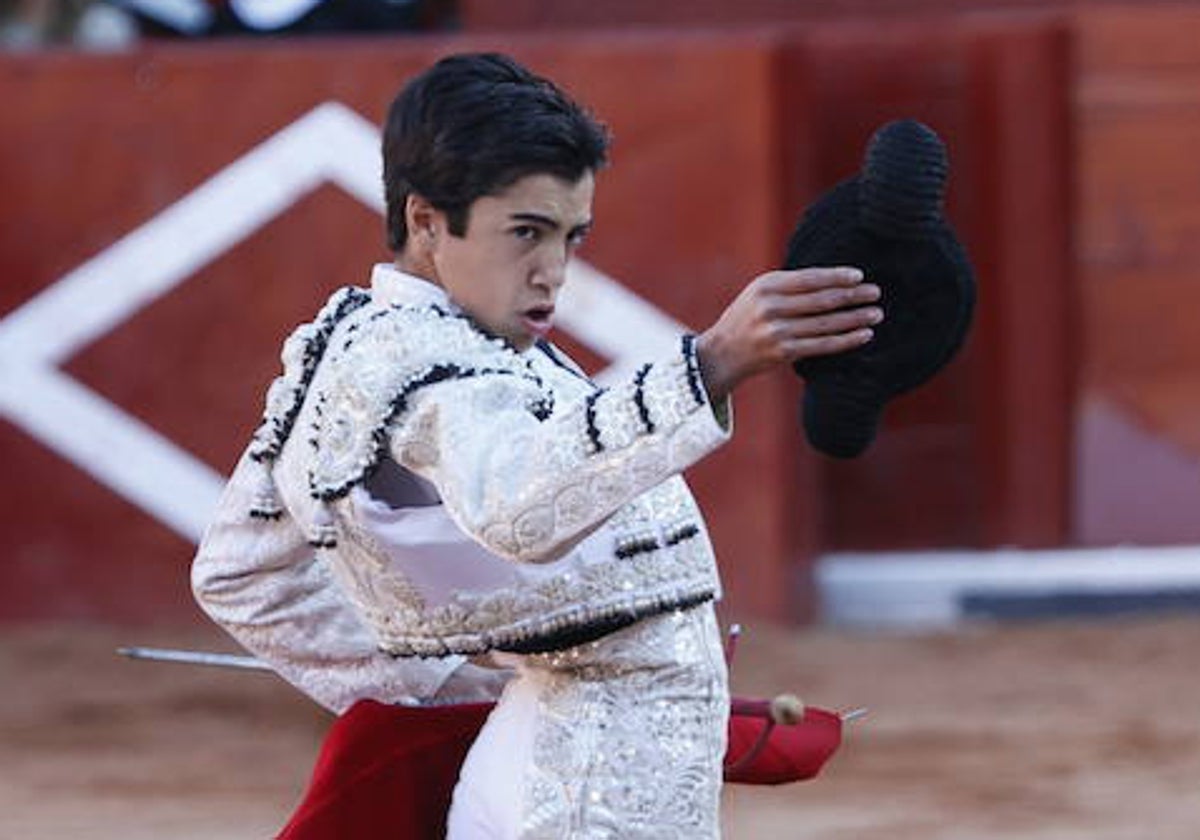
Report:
278,698,843,839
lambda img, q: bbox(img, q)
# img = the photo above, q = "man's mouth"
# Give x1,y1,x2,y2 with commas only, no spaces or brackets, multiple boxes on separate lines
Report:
521,305,555,337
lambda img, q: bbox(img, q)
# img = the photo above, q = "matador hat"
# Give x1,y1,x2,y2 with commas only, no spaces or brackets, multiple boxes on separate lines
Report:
785,119,976,458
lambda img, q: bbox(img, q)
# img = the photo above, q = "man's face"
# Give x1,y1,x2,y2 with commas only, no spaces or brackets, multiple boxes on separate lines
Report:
428,171,595,351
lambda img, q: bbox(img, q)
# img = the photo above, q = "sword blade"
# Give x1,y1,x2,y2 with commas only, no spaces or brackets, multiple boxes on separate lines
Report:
117,646,273,671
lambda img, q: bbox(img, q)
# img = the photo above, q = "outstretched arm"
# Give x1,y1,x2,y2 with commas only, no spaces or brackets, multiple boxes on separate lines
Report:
380,267,879,565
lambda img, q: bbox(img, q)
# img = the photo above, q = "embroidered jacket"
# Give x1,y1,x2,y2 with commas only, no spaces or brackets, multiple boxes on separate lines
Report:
193,265,731,688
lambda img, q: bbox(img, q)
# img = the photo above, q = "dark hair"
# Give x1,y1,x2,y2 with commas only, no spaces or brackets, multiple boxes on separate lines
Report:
382,53,610,252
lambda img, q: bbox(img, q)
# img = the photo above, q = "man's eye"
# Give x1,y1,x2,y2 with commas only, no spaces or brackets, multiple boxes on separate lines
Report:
512,225,539,241
567,229,589,248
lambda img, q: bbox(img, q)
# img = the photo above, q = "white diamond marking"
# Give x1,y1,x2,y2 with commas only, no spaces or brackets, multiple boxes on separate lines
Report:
0,102,686,541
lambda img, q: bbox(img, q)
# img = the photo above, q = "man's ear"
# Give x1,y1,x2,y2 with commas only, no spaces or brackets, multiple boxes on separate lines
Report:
405,193,442,241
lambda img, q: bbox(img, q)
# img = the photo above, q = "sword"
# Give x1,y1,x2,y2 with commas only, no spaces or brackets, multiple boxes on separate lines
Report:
116,645,868,722
117,646,273,671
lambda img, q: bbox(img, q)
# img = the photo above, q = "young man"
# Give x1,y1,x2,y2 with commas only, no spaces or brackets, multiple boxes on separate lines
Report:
193,53,880,838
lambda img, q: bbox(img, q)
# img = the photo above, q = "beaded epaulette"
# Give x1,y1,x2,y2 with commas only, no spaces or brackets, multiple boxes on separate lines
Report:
244,287,372,520
301,303,555,548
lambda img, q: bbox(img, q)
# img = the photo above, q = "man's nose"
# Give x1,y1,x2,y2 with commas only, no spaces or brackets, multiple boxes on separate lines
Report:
532,251,569,291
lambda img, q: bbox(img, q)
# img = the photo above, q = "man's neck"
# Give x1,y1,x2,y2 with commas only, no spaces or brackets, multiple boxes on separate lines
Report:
393,252,439,288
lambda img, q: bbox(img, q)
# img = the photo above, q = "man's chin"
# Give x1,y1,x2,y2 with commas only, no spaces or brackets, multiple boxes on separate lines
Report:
459,313,531,350
510,333,537,352
491,324,535,351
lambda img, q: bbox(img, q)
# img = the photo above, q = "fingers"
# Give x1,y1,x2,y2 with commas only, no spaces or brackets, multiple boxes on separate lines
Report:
787,304,883,338
769,306,878,362
784,328,875,361
758,266,865,294
761,268,882,361
700,265,883,393
757,268,880,318
769,283,881,318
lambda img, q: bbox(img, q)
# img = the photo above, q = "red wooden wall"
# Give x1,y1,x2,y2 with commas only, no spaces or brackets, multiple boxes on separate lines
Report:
785,17,1074,552
0,34,809,624
458,0,1135,30
6,5,1195,626
1072,7,1200,544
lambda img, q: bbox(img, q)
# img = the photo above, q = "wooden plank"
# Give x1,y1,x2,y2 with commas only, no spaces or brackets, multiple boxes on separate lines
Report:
789,17,1074,550
460,0,1131,30
0,34,807,623
1075,5,1200,72
1073,5,1200,542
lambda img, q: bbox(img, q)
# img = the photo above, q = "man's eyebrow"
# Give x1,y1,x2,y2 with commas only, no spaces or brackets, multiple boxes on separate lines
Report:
509,212,560,229
509,213,593,232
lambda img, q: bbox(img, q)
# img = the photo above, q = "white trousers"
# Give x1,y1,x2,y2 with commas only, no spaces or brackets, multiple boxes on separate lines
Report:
444,607,726,839
445,670,540,839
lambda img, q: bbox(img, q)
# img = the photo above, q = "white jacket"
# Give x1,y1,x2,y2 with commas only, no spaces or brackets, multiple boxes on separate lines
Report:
192,265,730,708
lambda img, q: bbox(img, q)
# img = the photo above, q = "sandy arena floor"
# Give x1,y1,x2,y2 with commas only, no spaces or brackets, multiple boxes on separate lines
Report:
3,615,1199,839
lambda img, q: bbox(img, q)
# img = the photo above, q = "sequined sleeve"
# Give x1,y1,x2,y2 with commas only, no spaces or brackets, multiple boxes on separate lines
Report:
387,334,732,563
191,449,497,712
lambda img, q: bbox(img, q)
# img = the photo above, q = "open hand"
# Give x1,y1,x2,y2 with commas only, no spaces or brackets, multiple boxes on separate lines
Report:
696,267,882,403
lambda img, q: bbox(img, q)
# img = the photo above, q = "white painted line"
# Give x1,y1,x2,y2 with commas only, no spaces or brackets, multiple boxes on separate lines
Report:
817,546,1200,628
0,100,688,544
0,364,222,540
316,102,387,213
0,105,376,367
821,546,1200,588
560,260,689,381
5,98,1200,626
